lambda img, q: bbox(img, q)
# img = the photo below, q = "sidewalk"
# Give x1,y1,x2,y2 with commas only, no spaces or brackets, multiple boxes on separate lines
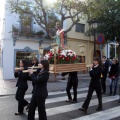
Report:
0,69,90,96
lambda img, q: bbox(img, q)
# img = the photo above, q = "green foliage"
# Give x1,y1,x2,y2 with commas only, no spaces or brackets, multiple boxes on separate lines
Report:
85,0,120,42
44,34,52,39
12,25,19,32
20,14,32,26
35,31,45,35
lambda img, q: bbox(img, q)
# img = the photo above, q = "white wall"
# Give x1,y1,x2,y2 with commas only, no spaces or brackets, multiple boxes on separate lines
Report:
3,39,52,79
2,8,19,79
2,4,52,79
2,38,14,79
66,18,90,41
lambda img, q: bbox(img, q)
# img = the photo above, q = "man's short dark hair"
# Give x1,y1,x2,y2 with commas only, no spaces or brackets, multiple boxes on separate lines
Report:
93,57,100,63
102,56,106,59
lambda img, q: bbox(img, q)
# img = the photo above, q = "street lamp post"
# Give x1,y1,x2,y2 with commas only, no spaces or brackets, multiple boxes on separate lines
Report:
78,45,86,64
94,28,96,57
51,43,59,79
89,20,97,57
38,46,44,61
51,43,59,65
78,45,86,56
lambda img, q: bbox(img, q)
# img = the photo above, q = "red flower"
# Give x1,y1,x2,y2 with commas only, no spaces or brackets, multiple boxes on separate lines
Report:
65,57,69,61
50,53,52,56
58,50,61,54
58,56,61,60
48,57,51,60
72,56,76,61
62,55,65,58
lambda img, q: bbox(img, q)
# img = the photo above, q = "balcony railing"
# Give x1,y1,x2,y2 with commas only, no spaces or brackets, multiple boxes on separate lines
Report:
12,25,48,39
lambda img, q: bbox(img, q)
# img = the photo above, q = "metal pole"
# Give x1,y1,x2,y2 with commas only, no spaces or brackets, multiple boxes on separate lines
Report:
108,43,110,58
100,44,102,59
115,42,116,58
118,44,120,103
94,29,96,57
107,43,108,58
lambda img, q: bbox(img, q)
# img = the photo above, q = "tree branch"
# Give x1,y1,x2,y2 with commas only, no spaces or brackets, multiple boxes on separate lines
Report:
34,0,42,6
32,14,46,31
39,0,48,32
65,19,79,34
60,0,66,27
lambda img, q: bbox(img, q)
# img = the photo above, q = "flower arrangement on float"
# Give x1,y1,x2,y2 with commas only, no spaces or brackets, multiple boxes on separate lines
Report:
44,49,79,64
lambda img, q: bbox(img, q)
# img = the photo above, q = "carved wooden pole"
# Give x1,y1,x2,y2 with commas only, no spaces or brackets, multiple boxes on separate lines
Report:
54,48,57,80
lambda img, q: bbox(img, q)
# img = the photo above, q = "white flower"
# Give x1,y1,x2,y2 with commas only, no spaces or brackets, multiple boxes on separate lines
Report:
44,53,50,60
67,50,72,52
50,49,54,54
60,51,66,57
68,53,72,56
44,49,77,61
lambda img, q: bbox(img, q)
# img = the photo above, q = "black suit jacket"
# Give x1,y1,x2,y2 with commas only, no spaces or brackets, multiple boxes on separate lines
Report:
109,63,119,78
89,65,102,87
31,70,50,98
28,68,42,81
14,67,29,89
68,72,78,83
102,61,109,76
62,72,78,83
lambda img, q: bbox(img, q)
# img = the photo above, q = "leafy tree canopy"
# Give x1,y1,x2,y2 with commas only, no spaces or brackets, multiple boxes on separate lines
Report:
85,0,120,42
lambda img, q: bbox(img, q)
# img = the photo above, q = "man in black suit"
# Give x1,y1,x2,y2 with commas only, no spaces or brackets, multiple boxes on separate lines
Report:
66,72,78,103
62,72,78,103
79,57,102,113
101,56,109,94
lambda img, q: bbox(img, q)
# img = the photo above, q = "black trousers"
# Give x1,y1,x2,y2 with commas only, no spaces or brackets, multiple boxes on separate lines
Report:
66,82,78,101
15,88,28,113
32,82,35,94
101,74,107,92
28,96,47,120
82,85,102,110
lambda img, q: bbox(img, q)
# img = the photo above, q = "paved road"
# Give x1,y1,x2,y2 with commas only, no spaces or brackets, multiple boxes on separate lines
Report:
0,72,90,95
0,84,120,120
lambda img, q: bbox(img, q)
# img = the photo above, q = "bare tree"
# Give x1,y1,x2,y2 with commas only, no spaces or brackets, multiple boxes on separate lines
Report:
8,0,92,36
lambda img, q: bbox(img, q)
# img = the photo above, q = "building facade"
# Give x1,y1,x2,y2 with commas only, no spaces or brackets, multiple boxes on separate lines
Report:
0,1,53,79
0,1,108,79
66,18,103,65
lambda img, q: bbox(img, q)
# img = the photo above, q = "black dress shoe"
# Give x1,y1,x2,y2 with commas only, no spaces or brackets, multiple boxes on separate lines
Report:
109,93,112,96
66,99,72,102
79,108,87,113
71,100,77,103
96,107,102,111
102,91,105,94
113,93,116,96
26,104,30,111
61,78,66,80
15,112,23,115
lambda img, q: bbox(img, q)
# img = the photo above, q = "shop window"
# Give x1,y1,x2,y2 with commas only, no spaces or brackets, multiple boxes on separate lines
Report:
75,23,85,33
16,51,37,67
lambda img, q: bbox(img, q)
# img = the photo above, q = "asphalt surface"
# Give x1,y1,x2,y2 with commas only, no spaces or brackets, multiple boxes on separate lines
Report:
0,78,120,120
